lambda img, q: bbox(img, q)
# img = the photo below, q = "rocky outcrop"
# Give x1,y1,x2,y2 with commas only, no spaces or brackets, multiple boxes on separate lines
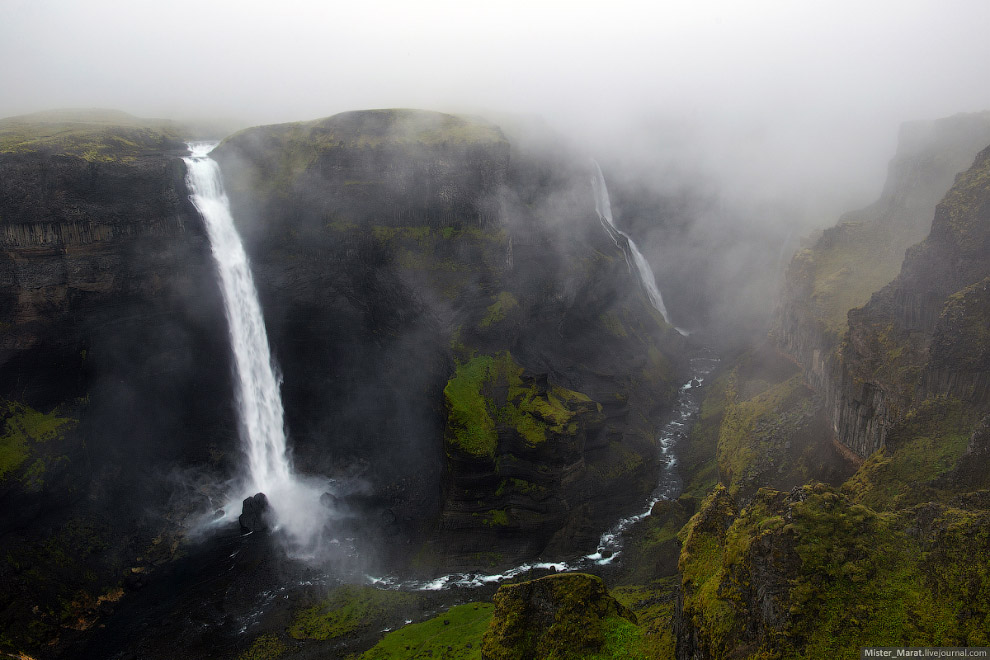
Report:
775,113,990,457
676,484,990,659
482,573,637,660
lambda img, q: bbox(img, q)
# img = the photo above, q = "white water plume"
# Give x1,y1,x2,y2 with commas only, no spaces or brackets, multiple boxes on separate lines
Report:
184,141,329,554
591,161,687,335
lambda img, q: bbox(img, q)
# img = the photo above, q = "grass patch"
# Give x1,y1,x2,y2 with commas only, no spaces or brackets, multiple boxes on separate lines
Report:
360,602,493,660
289,586,417,641
0,111,183,161
238,634,286,660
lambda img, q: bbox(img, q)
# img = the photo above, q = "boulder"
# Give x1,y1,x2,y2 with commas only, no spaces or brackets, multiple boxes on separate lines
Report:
238,492,270,533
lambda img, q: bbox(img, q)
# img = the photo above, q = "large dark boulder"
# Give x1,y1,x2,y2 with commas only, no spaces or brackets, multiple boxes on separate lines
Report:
238,493,270,533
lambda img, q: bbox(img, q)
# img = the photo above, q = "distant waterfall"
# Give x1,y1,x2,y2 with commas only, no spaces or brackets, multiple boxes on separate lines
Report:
184,142,326,552
591,161,684,335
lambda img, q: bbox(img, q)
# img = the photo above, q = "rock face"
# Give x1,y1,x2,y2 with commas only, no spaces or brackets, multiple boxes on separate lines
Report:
212,109,686,569
775,112,990,457
672,113,990,659
0,111,235,655
481,573,637,660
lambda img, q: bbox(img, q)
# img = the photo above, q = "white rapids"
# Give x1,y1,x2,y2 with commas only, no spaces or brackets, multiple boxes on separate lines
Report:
184,141,329,554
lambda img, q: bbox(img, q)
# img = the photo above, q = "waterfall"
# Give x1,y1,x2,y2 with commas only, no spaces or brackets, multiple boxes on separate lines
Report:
184,142,326,552
591,161,686,335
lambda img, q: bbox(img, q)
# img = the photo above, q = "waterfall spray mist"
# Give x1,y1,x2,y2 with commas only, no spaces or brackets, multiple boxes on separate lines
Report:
184,142,329,554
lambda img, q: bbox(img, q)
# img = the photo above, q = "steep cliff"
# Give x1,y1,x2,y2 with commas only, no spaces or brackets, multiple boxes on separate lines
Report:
0,111,235,656
212,109,686,570
673,116,990,659
775,111,990,457
676,484,990,659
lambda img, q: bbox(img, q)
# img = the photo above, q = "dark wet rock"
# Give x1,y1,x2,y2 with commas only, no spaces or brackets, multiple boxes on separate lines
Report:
239,493,271,533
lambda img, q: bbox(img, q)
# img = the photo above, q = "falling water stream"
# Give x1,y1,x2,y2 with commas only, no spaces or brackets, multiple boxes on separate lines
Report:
184,142,327,553
591,161,687,336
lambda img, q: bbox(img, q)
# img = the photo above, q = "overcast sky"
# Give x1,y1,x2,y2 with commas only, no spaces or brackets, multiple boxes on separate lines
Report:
4,0,990,209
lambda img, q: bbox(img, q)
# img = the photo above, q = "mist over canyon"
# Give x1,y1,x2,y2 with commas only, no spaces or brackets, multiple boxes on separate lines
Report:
3,2,990,659
0,100,987,660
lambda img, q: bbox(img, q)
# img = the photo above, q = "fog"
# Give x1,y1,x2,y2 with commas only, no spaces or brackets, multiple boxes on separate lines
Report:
4,0,990,197
5,0,988,355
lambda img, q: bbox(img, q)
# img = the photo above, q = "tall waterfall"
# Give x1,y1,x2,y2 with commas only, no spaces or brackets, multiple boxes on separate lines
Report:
184,142,325,551
591,161,684,334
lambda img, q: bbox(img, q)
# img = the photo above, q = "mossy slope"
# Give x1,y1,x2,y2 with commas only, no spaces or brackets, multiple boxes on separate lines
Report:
677,484,990,659
481,573,646,660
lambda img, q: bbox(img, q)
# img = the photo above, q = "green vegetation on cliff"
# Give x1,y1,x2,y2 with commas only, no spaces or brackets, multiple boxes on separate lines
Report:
219,109,507,199
0,400,75,483
843,397,975,509
289,586,418,642
677,483,990,658
0,110,184,161
444,352,599,457
481,573,645,660
790,226,906,336
360,602,493,660
444,355,499,457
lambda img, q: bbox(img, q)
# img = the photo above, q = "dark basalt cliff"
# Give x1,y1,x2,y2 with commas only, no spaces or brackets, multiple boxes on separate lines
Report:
671,116,990,659
775,111,990,457
0,112,236,655
213,109,686,570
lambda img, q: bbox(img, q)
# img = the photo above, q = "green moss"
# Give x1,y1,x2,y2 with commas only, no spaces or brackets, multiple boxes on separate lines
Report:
791,221,908,336
481,509,510,527
680,373,730,499
677,484,990,657
238,634,286,660
0,111,182,161
716,372,808,498
843,397,974,509
611,582,678,660
590,441,646,482
360,602,493,660
289,585,417,641
0,400,76,481
496,478,549,499
482,573,642,660
480,292,519,328
444,355,498,458
220,109,506,198
445,352,597,456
